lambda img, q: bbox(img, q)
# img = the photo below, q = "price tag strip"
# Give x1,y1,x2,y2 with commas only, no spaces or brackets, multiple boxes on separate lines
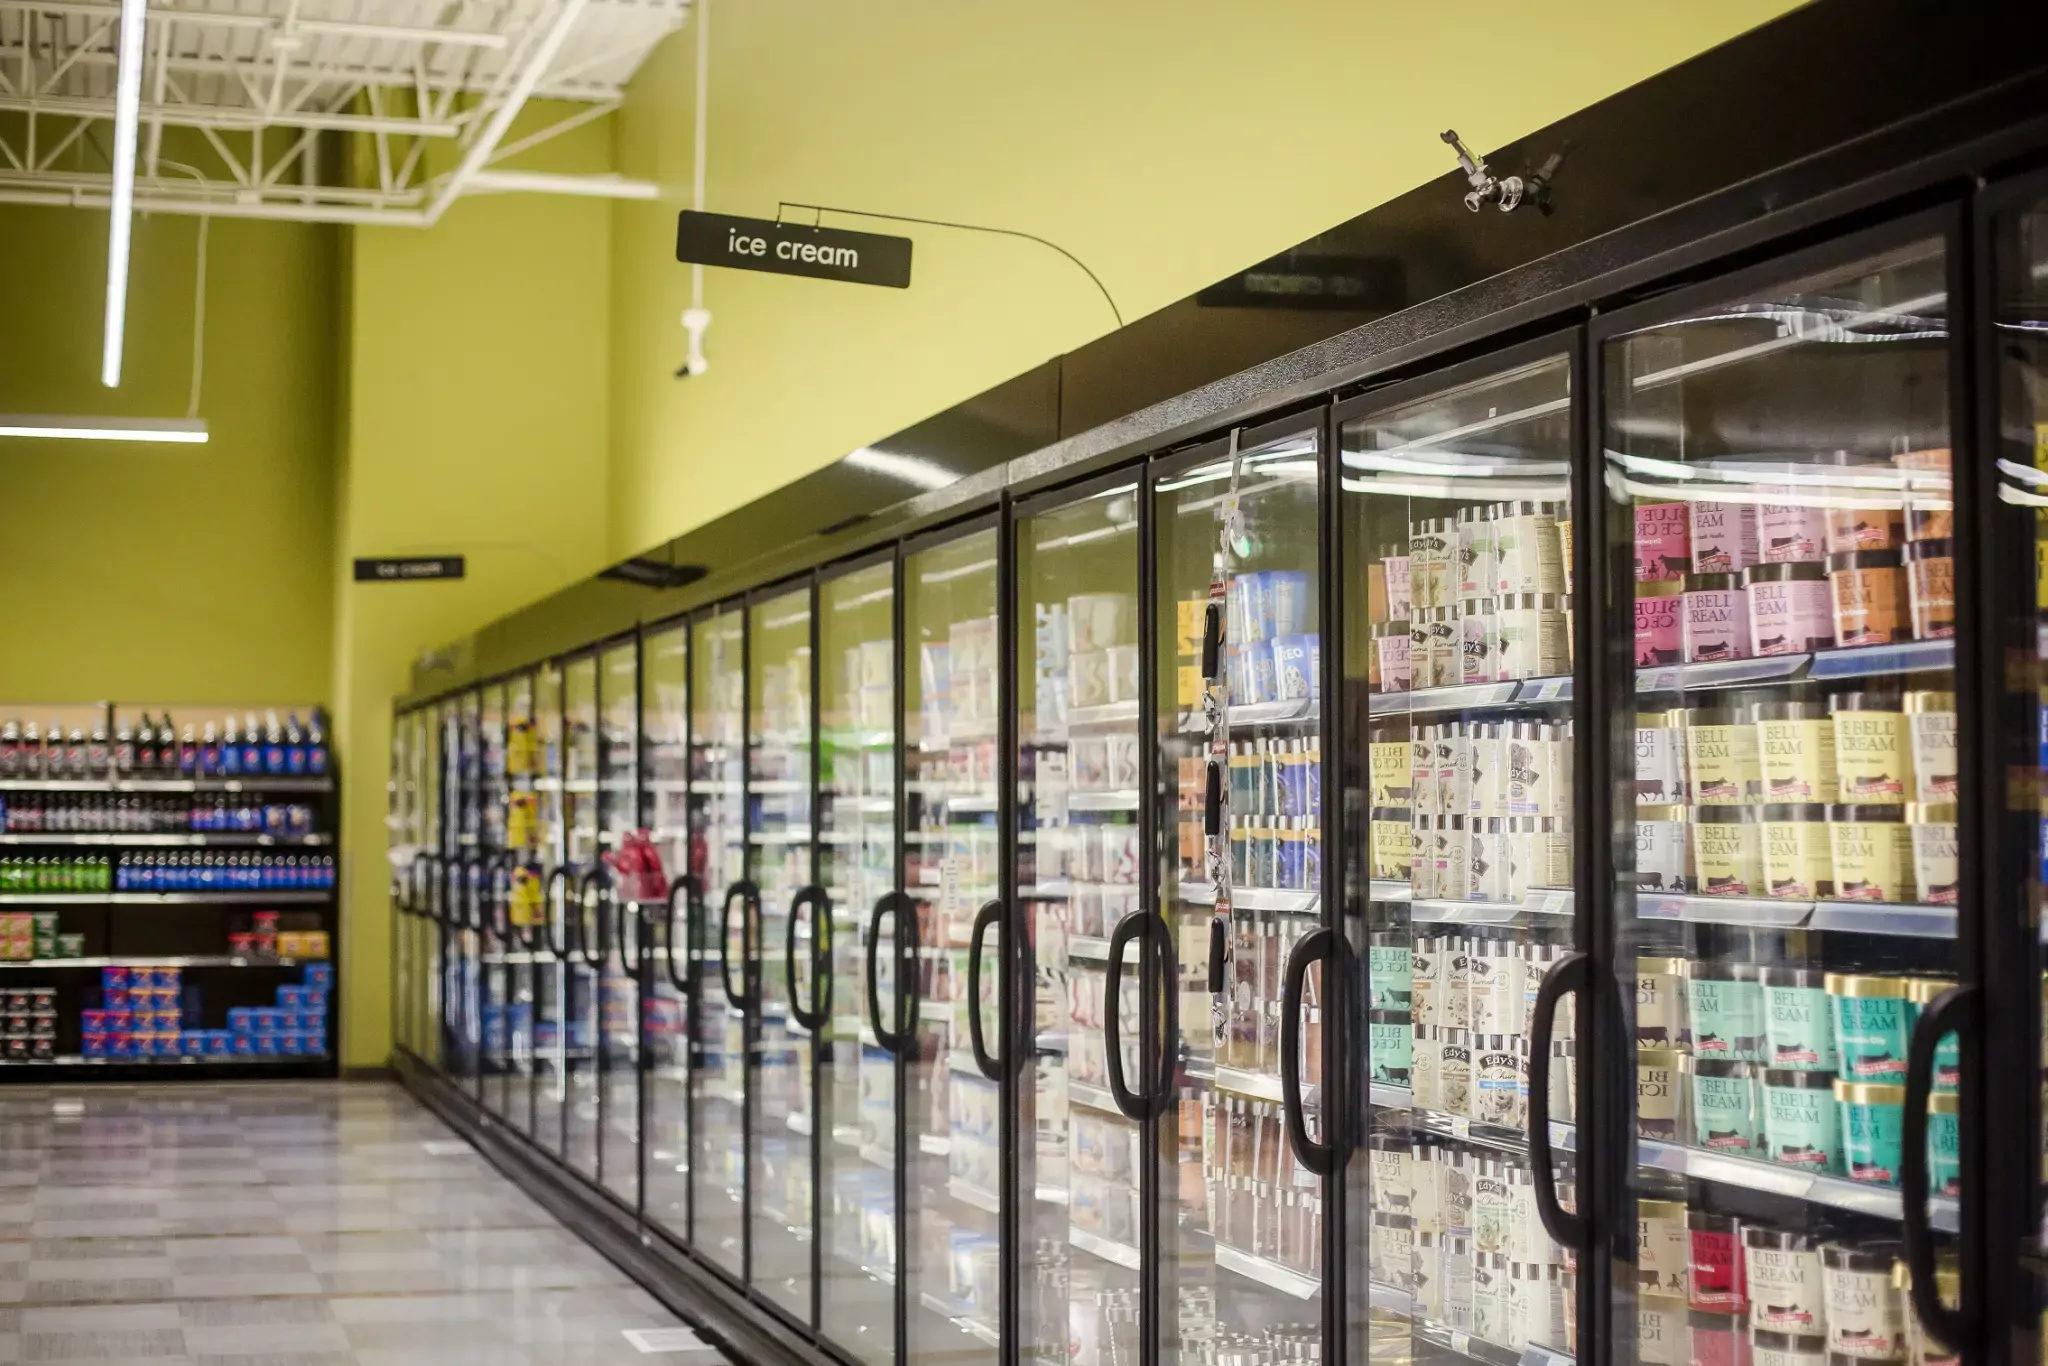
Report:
1203,430,1247,1048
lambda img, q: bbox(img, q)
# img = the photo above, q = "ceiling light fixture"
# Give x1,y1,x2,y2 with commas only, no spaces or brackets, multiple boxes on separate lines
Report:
100,0,149,388
0,416,209,443
844,447,957,491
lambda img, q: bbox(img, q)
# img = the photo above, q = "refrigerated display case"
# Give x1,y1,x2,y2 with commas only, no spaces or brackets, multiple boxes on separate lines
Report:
1601,224,1966,1366
1017,475,1144,1366
1338,345,1583,1366
752,585,816,1318
599,640,643,1209
1152,419,1332,1366
694,606,749,1276
385,59,2048,1366
817,558,900,1365
903,525,1006,1365
645,624,692,1246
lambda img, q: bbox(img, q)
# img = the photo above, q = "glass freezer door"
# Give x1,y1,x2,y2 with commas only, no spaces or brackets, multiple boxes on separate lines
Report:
599,641,643,1209
1603,232,1965,1366
693,606,749,1277
481,683,512,1122
1154,423,1327,1366
534,661,570,1160
904,525,1005,1365
751,586,816,1318
503,671,541,1143
564,654,603,1183
391,710,427,1061
426,700,450,1072
1017,479,1143,1366
644,624,692,1247
1340,350,1583,1366
452,691,484,1094
817,559,899,1366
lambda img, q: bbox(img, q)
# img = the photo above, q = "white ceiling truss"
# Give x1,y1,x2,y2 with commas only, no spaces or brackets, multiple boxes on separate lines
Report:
0,0,684,223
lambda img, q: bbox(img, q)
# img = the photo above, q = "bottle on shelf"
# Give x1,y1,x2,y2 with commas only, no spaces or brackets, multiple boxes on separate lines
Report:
88,720,110,778
240,713,262,775
307,709,328,776
200,721,220,776
285,714,306,775
135,714,156,773
155,713,176,774
43,721,62,778
113,717,134,776
178,725,198,777
221,715,241,775
263,711,285,775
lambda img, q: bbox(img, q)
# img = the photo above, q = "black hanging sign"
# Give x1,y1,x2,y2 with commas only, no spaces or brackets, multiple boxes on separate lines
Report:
675,211,912,289
355,556,466,582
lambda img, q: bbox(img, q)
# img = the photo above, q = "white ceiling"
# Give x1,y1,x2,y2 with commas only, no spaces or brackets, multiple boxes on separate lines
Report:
0,0,687,222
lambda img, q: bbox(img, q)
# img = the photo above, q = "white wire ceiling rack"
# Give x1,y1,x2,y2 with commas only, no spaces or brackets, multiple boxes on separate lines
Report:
0,0,685,222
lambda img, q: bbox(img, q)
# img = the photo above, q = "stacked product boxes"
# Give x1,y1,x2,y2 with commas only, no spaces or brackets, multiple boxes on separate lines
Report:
81,962,330,1059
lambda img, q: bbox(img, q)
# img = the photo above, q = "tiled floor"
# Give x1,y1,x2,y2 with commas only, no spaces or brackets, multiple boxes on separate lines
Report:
0,1080,725,1364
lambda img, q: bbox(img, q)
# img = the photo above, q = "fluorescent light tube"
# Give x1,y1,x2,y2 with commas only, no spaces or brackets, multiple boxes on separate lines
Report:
0,416,208,443
100,0,149,389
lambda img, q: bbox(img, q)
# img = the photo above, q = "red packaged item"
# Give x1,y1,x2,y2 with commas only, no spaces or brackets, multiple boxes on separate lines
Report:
602,830,671,904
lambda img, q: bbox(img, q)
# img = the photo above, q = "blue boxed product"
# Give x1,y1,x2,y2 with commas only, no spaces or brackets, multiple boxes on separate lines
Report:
205,1032,231,1057
103,988,129,1011
252,1009,279,1035
253,1033,280,1056
228,1008,253,1034
181,1032,207,1056
108,1033,137,1058
278,1032,304,1056
305,1031,327,1056
1270,633,1320,702
278,986,307,1010
301,991,328,1017
230,1033,256,1057
303,963,332,990
82,1035,107,1058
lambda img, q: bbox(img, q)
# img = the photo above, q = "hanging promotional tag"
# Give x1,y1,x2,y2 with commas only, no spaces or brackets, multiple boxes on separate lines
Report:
1203,428,1247,1048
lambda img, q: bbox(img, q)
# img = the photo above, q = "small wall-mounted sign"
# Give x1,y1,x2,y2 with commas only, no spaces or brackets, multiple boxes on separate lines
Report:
676,211,912,289
355,556,465,582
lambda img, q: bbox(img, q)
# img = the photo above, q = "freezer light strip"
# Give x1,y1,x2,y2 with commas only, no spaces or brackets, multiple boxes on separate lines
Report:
0,415,208,443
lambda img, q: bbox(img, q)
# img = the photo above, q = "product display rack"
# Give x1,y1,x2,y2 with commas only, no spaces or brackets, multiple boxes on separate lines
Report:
0,700,338,1083
385,22,2048,1366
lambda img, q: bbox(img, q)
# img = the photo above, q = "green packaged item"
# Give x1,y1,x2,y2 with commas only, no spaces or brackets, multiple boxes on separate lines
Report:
1761,967,1836,1071
1926,1090,1960,1199
1369,1010,1412,1086
1690,1059,1760,1155
1369,938,1412,1012
1834,1079,1905,1188
1906,978,1961,1092
1688,961,1764,1061
1826,974,1912,1082
1763,1068,1841,1174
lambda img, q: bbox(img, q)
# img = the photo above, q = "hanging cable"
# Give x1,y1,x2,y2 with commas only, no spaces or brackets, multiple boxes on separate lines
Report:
677,0,712,377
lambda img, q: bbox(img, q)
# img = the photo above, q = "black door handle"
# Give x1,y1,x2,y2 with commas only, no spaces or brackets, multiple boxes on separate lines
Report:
718,881,758,1015
541,866,569,958
1902,982,1975,1354
573,867,609,967
865,890,915,1053
663,875,698,995
1526,951,1589,1249
1103,909,1164,1120
487,853,515,946
462,854,485,933
786,885,832,1031
966,899,1002,1080
1281,926,1336,1176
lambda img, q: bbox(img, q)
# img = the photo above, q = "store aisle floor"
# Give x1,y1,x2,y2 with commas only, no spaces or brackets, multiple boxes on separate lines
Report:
0,1080,724,1365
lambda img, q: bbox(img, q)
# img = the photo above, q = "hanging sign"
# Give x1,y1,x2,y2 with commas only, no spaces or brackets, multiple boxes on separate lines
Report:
675,211,912,289
355,556,465,582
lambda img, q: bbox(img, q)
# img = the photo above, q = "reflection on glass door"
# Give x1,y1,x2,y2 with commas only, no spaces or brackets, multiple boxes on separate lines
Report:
504,673,541,1142
534,662,570,1159
1341,352,1582,1366
904,527,1004,1364
1605,234,1964,1366
1155,425,1328,1366
818,560,898,1365
1017,480,1142,1366
693,608,749,1277
599,642,642,1208
564,655,603,1183
391,710,429,1062
752,587,816,1317
429,701,452,1072
644,625,692,1245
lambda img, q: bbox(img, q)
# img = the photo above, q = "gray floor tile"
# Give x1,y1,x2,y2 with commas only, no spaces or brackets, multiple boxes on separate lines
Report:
179,1322,354,1355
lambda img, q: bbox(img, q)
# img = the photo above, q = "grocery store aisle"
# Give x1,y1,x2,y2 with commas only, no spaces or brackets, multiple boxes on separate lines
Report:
0,1081,724,1364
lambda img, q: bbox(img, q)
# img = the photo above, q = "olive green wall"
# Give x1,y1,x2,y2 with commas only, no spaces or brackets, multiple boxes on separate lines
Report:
605,0,1805,561
0,206,338,705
